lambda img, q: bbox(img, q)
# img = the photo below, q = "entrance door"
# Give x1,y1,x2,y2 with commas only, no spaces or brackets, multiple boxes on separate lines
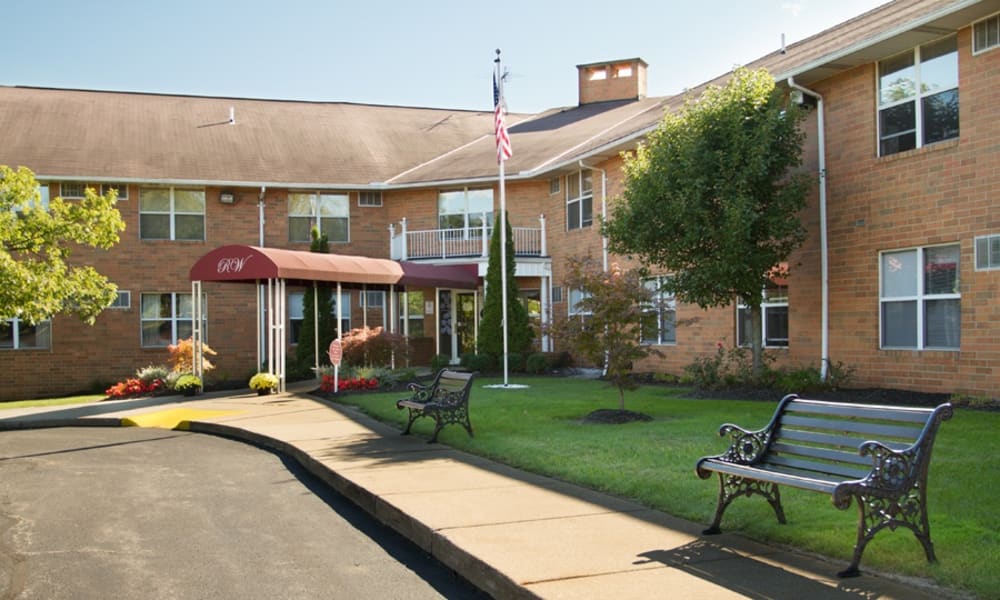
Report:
456,292,477,356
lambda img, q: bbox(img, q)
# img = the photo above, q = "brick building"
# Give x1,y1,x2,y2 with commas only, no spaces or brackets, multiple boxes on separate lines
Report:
2,0,998,400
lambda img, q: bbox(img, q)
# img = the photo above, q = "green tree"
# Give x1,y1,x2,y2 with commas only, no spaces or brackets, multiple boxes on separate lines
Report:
604,67,810,377
295,227,335,375
549,256,660,410
478,211,533,366
0,165,125,324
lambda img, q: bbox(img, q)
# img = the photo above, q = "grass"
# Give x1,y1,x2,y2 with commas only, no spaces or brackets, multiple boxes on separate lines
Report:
0,394,105,410
333,376,998,600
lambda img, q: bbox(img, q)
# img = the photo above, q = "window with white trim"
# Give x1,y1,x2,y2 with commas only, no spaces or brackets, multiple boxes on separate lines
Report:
110,290,131,309
567,288,591,316
358,191,382,207
737,281,789,348
60,182,86,198
878,35,959,156
438,188,493,238
12,184,49,212
880,244,960,350
101,183,129,201
140,292,206,347
288,193,349,243
139,187,206,240
288,291,351,344
566,170,593,230
975,234,1000,271
1,318,51,349
397,290,425,337
974,13,999,54
641,277,676,345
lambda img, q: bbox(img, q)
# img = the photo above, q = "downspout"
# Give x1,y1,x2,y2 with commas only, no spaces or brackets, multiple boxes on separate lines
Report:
578,160,608,272
787,77,829,380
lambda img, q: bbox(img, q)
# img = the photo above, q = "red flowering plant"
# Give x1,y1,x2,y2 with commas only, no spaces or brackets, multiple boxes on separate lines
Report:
105,377,164,399
319,375,379,393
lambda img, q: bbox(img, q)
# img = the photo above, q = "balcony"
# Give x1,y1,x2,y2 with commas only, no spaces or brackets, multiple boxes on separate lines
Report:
390,216,547,261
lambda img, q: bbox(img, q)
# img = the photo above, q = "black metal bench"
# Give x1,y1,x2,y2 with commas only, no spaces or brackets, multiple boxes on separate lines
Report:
396,369,477,443
695,393,953,577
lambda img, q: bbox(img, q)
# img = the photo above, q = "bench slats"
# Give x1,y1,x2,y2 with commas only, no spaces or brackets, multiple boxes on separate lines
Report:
780,415,924,442
785,400,934,423
761,454,870,481
699,459,839,493
776,428,911,452
768,441,871,467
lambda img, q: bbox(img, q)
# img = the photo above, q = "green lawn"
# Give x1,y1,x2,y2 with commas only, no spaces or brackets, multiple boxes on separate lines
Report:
0,394,104,410
332,376,998,600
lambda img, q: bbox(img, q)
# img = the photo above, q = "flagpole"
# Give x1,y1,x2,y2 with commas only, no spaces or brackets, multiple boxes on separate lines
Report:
495,49,510,387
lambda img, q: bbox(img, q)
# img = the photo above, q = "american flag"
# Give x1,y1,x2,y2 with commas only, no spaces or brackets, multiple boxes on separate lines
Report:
493,73,512,163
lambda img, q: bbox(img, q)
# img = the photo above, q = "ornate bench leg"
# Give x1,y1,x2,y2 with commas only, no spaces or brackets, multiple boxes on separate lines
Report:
428,417,443,443
704,474,786,535
838,489,936,578
401,409,420,435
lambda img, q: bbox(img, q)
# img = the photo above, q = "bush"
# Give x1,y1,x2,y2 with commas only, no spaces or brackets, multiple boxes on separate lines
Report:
167,337,217,373
249,372,279,391
460,353,495,373
526,353,551,374
430,354,452,372
507,352,525,373
683,342,774,390
136,364,169,385
173,374,202,392
342,327,407,368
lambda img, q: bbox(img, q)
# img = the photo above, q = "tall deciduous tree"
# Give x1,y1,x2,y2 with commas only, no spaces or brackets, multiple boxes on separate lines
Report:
604,68,811,377
0,165,125,324
478,211,533,366
549,256,660,410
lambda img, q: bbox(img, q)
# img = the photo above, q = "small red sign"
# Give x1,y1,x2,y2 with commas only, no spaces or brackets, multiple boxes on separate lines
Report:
328,339,343,366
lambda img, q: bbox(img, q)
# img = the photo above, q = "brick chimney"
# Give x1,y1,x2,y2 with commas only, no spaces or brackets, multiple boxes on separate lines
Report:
577,58,648,105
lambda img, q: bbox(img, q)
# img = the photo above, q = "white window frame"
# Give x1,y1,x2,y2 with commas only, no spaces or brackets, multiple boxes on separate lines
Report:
288,192,350,243
437,188,494,239
101,183,129,201
641,277,676,345
140,292,206,348
567,288,592,317
973,12,1000,54
879,244,961,350
110,290,131,309
288,290,352,344
139,187,206,241
737,284,789,348
975,234,1000,271
358,191,382,207
877,35,959,157
1,317,51,350
60,181,86,199
566,170,593,230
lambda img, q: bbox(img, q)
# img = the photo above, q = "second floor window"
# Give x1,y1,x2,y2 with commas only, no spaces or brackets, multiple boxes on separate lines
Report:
566,170,593,230
139,187,205,240
438,188,493,238
878,35,958,156
289,193,349,243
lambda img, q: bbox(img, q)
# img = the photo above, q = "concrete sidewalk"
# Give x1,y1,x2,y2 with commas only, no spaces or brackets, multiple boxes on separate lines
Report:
0,387,953,599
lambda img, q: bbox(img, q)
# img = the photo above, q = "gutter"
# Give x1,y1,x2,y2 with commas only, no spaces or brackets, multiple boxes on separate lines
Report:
787,77,829,381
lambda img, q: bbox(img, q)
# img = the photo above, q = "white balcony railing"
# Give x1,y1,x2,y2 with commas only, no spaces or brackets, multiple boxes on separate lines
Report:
389,215,547,261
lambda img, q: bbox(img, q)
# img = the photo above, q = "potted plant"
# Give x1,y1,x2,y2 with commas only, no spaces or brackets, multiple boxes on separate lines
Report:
174,374,202,396
249,372,279,395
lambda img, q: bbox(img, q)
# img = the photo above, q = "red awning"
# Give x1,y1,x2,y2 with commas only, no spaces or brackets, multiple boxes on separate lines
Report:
398,261,479,289
189,245,403,285
189,245,479,289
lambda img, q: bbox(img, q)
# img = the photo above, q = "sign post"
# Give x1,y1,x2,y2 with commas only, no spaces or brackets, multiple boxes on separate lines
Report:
328,339,342,393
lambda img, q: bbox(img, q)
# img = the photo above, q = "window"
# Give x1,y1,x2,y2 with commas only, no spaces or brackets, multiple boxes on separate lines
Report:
0,318,51,349
110,290,131,309
975,234,1000,270
139,187,206,240
551,286,564,303
641,277,676,345
288,291,351,344
974,13,1000,54
398,290,425,337
880,245,960,350
101,183,129,201
549,177,560,195
738,281,789,348
60,182,86,198
358,191,382,207
288,193,349,243
567,288,591,316
140,292,206,347
878,36,959,156
438,188,493,238
566,170,593,230
12,184,49,212
364,290,385,308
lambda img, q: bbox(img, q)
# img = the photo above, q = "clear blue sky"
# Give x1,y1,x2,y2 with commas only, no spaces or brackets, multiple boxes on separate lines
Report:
4,0,888,113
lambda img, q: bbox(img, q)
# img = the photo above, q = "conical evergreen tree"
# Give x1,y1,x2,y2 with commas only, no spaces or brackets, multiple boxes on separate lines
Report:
295,227,335,375
478,211,533,366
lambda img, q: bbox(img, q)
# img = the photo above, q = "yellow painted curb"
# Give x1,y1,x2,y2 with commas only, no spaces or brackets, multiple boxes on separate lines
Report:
121,408,242,430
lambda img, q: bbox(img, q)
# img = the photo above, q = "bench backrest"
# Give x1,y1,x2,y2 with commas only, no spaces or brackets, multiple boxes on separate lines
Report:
436,369,476,393
760,395,951,482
